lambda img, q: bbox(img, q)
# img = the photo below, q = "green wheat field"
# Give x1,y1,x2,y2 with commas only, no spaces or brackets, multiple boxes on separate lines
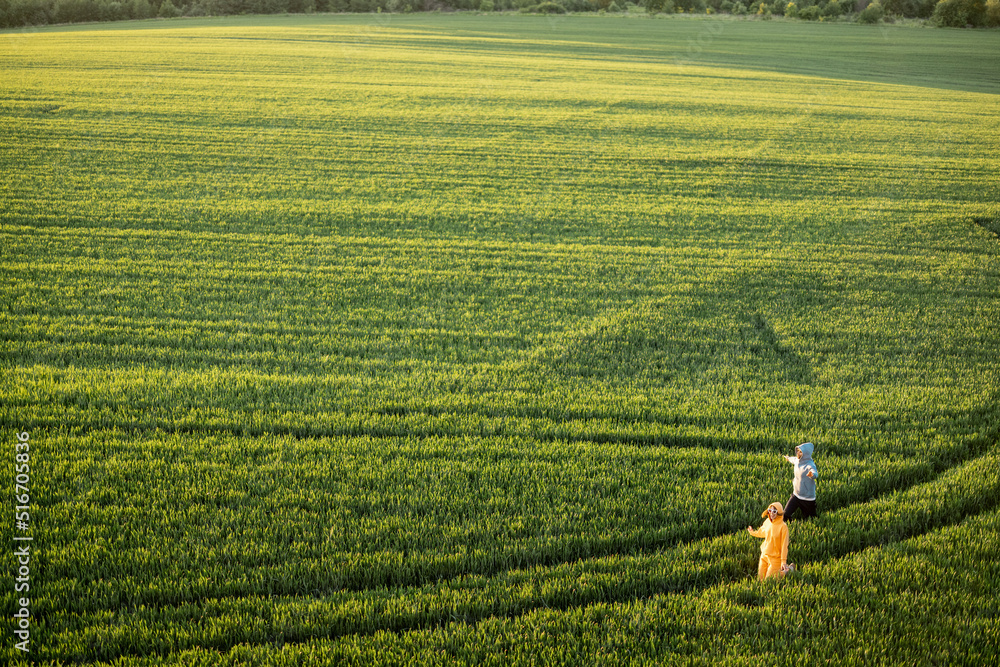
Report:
2,13,1000,665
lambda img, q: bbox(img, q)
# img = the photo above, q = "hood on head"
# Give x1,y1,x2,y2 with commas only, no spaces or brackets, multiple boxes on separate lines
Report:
761,501,784,519
797,442,814,459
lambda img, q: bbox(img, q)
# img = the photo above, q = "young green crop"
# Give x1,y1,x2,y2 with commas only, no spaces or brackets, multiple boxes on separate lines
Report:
1,13,999,666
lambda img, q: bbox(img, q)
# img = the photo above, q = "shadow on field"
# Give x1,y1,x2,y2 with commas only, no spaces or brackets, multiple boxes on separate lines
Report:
972,215,1000,240
525,301,815,387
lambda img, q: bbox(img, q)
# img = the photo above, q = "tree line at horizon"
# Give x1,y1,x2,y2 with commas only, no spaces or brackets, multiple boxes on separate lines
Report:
1,0,998,30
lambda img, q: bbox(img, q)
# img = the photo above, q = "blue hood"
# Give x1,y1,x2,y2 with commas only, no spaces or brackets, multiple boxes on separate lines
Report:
797,442,814,459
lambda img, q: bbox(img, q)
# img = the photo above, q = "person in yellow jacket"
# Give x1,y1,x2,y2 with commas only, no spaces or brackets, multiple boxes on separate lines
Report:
746,501,792,580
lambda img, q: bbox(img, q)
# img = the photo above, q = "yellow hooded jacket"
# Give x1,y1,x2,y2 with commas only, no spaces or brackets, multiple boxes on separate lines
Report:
749,501,789,566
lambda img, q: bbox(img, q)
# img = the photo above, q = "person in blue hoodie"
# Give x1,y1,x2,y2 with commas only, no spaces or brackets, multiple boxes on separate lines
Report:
783,442,819,520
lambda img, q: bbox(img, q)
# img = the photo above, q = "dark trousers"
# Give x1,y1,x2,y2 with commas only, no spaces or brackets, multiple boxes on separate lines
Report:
784,494,816,521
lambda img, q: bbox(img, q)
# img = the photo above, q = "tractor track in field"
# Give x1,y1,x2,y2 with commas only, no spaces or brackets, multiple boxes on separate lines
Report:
43,439,1000,665
50,483,1000,665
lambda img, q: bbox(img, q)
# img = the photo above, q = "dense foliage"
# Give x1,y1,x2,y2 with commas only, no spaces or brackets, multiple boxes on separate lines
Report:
3,0,1000,29
2,14,999,665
